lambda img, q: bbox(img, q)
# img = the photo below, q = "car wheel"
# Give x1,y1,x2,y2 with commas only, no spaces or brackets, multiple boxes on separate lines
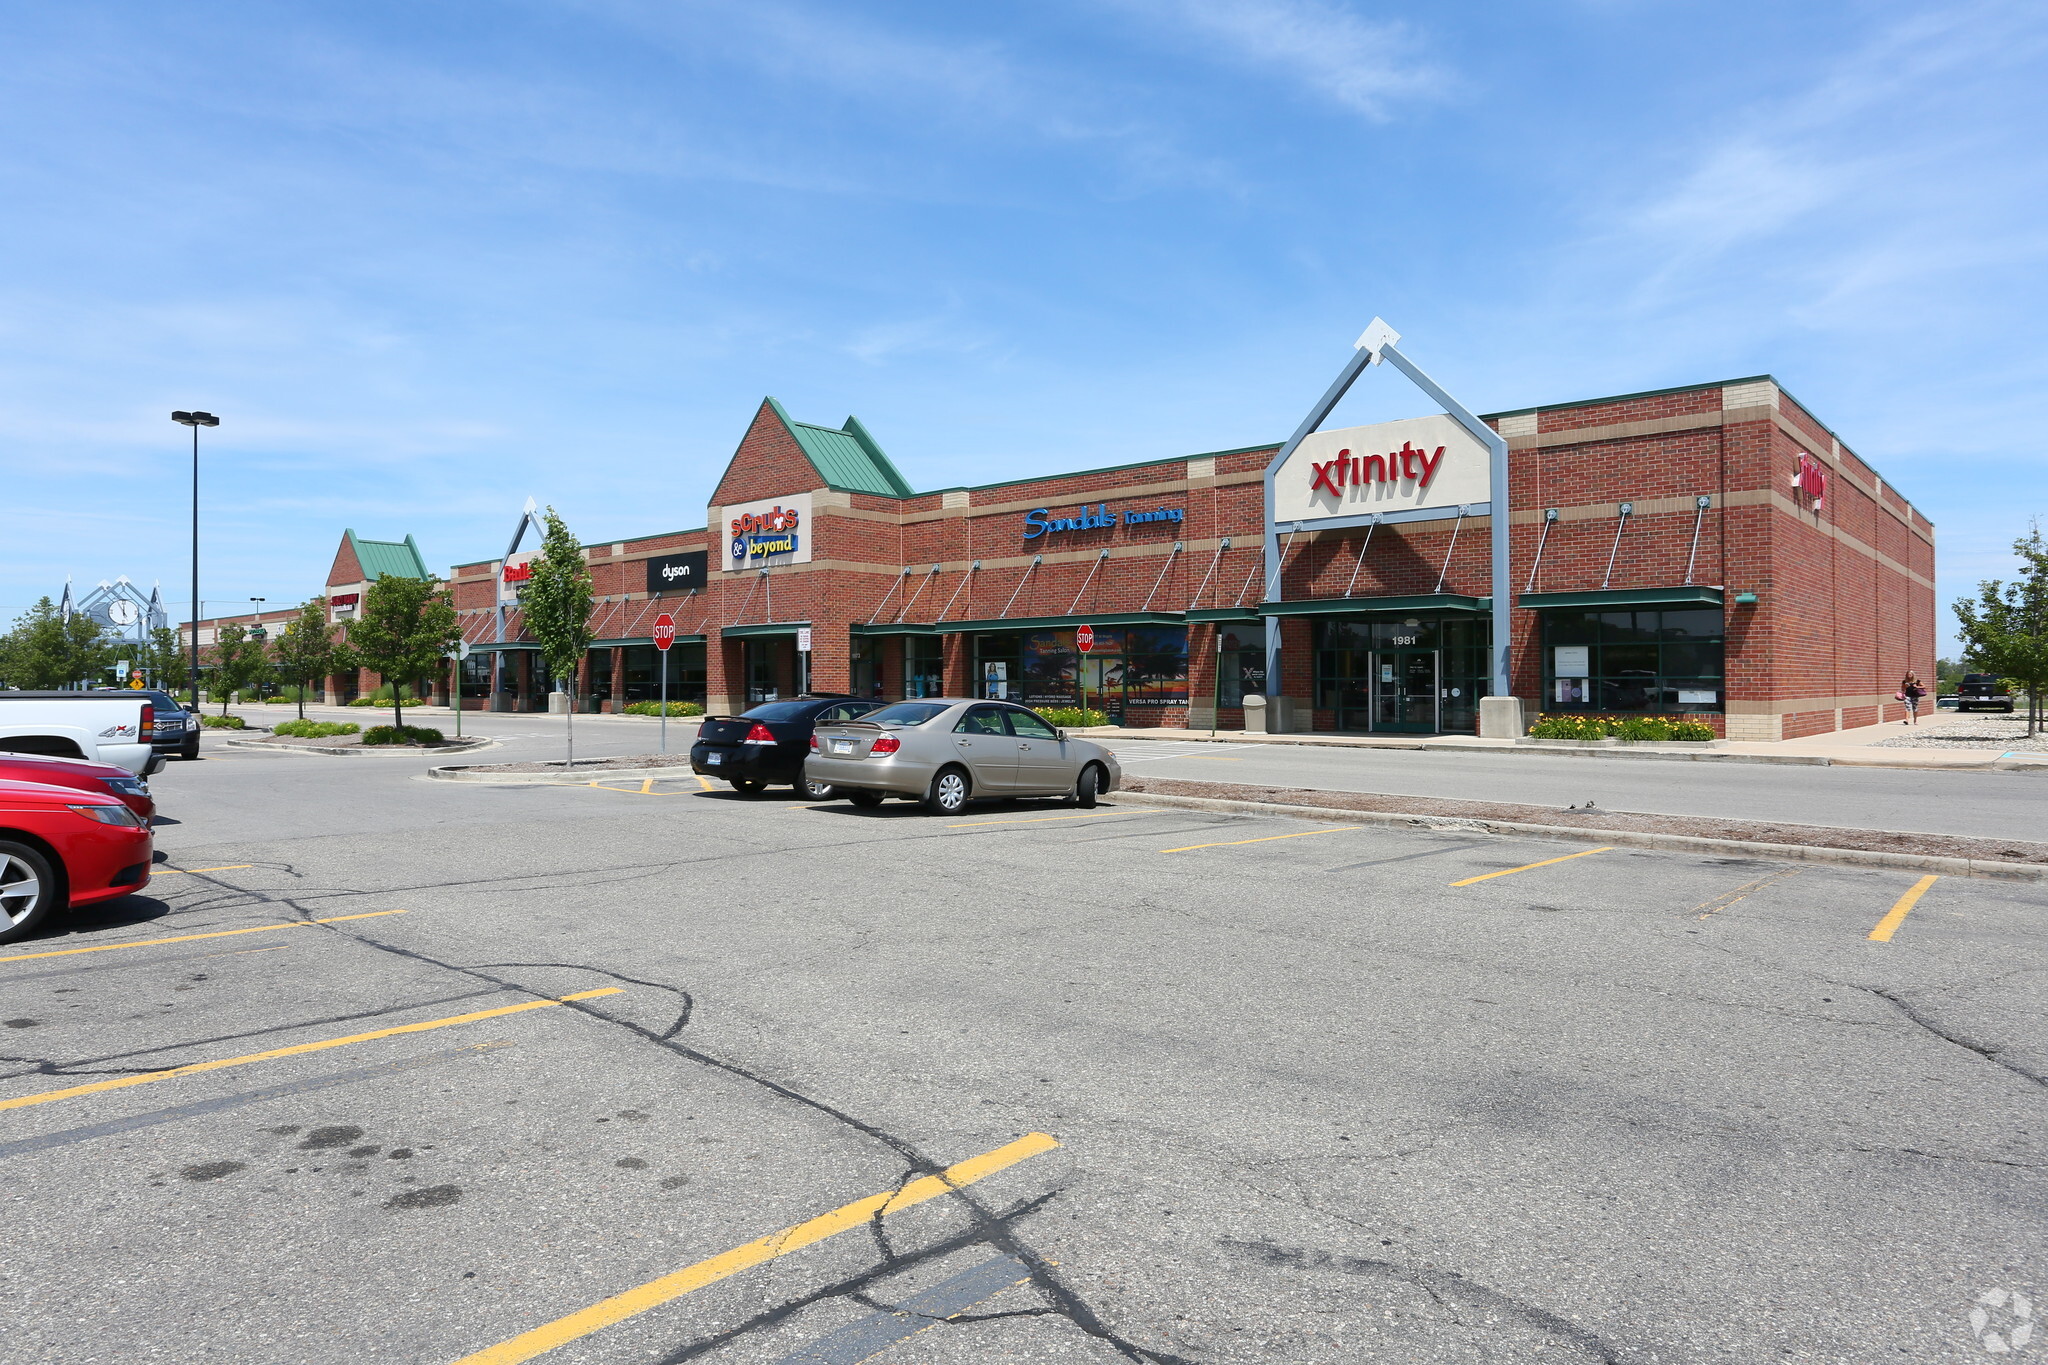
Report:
1072,763,1101,809
0,840,60,945
801,777,837,800
181,741,199,760
729,778,767,796
848,789,886,808
923,766,970,815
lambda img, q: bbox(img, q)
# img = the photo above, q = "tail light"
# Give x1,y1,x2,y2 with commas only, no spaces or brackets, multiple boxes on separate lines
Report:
871,733,901,755
742,723,777,744
140,703,154,735
808,734,821,752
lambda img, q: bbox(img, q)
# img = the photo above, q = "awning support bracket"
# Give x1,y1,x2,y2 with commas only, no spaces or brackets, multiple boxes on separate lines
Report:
1140,543,1182,614
1683,495,1712,586
1343,517,1380,597
1602,503,1634,590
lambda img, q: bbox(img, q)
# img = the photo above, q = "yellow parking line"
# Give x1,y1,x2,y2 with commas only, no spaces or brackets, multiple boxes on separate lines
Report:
640,777,654,794
0,910,410,964
0,988,621,1114
152,865,255,875
1161,827,1356,853
695,775,713,791
1868,875,1939,942
447,1131,1061,1365
1451,847,1612,886
949,811,1139,828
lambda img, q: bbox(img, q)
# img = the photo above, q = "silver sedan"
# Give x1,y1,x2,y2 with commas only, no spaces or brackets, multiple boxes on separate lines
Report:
805,698,1123,814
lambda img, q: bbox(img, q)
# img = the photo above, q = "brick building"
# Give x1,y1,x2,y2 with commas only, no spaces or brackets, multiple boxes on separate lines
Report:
445,377,1934,741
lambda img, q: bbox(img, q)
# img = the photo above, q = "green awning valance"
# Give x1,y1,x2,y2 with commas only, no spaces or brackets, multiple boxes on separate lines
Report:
934,611,1186,635
1518,587,1724,610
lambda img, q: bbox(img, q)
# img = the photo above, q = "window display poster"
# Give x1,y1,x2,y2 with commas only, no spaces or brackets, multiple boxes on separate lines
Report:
1554,678,1588,704
983,661,1009,700
1553,645,1591,678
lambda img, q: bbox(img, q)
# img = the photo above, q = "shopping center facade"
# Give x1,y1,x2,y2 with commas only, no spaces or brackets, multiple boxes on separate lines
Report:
433,374,1935,742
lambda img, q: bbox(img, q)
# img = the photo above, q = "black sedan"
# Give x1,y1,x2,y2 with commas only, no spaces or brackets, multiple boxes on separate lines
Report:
691,696,883,796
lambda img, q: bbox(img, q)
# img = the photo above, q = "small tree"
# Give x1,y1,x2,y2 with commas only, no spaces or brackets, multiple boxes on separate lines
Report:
349,574,459,739
522,507,596,767
272,597,350,720
210,623,271,714
1954,524,2048,738
138,625,187,692
0,598,112,688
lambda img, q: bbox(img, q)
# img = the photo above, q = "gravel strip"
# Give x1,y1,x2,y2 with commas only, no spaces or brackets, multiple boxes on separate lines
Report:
1869,712,2048,751
457,753,699,773
1117,775,2048,865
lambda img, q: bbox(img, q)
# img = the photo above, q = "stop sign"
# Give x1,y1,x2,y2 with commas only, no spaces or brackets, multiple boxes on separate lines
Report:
652,613,676,652
1076,624,1095,653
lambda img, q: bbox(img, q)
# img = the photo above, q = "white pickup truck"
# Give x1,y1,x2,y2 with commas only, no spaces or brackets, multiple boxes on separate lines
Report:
0,692,164,776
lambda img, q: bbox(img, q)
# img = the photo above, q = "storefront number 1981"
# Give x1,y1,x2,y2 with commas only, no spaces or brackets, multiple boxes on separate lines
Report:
1391,635,1418,646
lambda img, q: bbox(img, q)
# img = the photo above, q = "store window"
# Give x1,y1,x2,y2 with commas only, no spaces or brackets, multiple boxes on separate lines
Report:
620,644,706,704
972,627,1188,720
459,654,491,701
851,637,883,699
1541,608,1724,713
906,637,944,699
1312,617,1487,734
1215,625,1267,709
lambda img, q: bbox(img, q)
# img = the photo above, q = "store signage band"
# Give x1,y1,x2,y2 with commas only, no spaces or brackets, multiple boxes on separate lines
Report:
646,550,707,597
1023,504,1184,538
1272,414,1490,526
718,493,814,568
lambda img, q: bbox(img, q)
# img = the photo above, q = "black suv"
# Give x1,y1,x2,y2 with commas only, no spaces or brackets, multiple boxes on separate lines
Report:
692,695,882,796
1956,674,2014,713
99,688,200,759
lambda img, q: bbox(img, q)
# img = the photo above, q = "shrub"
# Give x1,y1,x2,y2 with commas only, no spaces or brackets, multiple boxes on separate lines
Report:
1667,720,1715,741
1527,713,1609,739
200,714,246,729
268,685,321,704
273,719,360,739
622,700,704,717
1034,706,1110,729
361,724,445,746
1614,716,1672,741
350,692,421,707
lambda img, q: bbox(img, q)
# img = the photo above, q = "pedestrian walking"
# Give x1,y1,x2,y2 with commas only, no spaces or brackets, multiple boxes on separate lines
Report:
1899,671,1927,725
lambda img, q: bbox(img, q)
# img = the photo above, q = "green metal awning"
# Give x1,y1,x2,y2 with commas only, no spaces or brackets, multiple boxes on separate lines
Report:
933,611,1186,635
1254,594,1490,617
1518,586,1724,610
593,635,706,648
1185,606,1263,624
466,641,539,653
850,621,941,637
720,621,811,639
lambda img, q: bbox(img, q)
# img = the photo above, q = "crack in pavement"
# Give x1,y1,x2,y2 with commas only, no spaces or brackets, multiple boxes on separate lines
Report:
1866,986,2048,1092
1218,1237,1622,1363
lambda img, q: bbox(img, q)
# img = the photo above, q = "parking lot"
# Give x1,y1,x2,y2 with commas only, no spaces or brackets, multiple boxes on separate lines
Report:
3,722,2044,1364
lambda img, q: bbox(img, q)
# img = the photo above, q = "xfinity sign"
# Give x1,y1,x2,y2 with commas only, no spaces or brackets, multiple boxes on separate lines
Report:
1272,414,1490,527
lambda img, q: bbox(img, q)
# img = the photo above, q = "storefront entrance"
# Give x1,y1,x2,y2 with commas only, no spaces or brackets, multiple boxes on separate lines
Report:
1372,649,1438,734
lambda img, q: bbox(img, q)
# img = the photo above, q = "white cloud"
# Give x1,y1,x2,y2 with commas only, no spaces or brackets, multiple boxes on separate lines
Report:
1113,0,1443,119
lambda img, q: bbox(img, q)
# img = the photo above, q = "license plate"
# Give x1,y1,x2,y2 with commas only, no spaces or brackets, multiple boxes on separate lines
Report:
831,740,853,754
706,752,722,765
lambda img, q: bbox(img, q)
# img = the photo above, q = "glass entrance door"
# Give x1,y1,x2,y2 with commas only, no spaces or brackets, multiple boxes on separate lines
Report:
1373,649,1438,733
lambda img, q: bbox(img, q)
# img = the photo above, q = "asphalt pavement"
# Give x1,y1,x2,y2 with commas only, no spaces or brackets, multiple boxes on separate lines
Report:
1,711,2042,1363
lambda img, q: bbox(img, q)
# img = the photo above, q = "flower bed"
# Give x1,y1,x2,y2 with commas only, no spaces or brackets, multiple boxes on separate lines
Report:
1527,714,1714,742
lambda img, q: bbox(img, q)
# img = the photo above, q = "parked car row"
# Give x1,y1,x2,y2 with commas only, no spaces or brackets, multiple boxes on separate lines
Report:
690,694,1121,815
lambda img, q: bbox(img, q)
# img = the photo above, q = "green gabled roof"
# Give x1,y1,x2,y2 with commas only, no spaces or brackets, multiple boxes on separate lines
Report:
345,530,432,581
766,399,916,498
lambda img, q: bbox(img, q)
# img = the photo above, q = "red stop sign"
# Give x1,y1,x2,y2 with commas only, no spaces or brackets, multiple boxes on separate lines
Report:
653,613,676,652
1076,624,1095,653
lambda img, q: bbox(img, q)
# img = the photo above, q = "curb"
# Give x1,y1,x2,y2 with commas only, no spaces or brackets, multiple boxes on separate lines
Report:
223,737,497,758
428,761,697,783
1112,791,2048,882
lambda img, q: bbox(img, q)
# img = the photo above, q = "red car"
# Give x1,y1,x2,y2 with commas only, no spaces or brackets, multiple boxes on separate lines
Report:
0,779,154,944
0,753,155,822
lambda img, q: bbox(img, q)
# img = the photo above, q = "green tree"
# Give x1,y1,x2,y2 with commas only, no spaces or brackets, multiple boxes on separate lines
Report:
137,625,188,693
271,597,351,720
0,598,112,688
1934,656,1965,694
349,574,458,738
209,623,271,715
521,506,595,767
1953,524,2048,737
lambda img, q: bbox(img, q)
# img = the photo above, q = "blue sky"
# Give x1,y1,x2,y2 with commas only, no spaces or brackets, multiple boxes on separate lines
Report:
2,0,2043,654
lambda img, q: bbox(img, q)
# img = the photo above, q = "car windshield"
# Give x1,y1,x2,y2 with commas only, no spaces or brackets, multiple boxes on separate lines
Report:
862,702,953,727
741,702,821,722
1962,675,2000,685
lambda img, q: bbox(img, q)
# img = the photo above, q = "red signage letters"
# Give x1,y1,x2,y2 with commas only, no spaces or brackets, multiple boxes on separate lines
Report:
1309,441,1447,496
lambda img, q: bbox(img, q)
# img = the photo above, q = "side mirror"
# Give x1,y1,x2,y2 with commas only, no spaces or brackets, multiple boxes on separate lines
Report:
1055,728,1067,741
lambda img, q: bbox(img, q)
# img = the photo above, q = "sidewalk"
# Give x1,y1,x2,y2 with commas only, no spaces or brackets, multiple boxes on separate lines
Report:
1086,714,2048,772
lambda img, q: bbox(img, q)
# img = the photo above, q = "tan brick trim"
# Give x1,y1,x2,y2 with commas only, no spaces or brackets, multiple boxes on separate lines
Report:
1727,693,1902,716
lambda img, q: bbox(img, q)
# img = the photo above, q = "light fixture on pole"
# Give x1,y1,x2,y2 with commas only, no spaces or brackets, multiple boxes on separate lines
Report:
172,410,219,708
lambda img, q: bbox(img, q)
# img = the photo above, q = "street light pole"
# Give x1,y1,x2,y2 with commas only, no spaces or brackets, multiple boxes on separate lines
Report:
172,411,219,710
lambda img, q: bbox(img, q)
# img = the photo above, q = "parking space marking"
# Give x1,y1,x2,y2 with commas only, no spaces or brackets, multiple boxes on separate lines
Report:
1161,827,1356,853
1450,847,1613,886
2,943,288,985
1693,867,1802,920
0,910,410,965
582,780,694,797
948,810,1141,828
1869,874,1939,943
696,774,714,791
152,865,255,876
0,988,621,1114
774,1252,1034,1364
447,1131,1061,1365
0,1041,512,1158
